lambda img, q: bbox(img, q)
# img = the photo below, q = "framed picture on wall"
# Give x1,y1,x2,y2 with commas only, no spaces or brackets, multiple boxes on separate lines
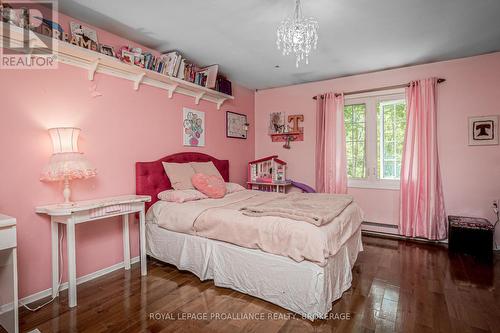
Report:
468,115,498,146
226,111,248,139
269,112,286,134
183,108,205,147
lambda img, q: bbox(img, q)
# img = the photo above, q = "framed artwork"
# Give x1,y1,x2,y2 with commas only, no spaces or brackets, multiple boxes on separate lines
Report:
468,115,498,146
183,108,205,147
226,111,248,139
269,112,286,134
99,44,116,57
70,22,98,43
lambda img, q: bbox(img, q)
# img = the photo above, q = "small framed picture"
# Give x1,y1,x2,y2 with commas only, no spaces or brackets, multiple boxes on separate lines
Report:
468,115,498,146
121,50,135,64
70,21,98,43
226,111,248,139
99,44,116,57
269,112,286,134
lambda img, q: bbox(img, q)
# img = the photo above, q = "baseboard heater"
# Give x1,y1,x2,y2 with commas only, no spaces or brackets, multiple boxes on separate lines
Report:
361,221,399,235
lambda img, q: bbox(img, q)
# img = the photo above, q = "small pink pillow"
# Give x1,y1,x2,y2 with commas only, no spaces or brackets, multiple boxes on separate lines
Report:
191,173,227,199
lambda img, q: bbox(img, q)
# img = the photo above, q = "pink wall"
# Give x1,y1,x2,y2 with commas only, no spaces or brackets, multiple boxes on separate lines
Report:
255,53,500,244
0,14,255,298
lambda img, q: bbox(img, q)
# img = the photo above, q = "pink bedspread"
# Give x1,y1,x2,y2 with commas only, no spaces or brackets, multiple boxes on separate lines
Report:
146,190,363,266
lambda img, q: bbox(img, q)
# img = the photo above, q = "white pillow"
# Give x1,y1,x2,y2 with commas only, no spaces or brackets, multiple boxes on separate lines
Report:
157,189,208,203
226,182,246,194
190,161,224,180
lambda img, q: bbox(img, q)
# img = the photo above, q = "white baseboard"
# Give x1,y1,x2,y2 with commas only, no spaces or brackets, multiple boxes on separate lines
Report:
0,256,139,314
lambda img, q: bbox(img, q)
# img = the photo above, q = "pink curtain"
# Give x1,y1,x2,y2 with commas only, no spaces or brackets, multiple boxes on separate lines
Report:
315,93,348,194
400,78,446,240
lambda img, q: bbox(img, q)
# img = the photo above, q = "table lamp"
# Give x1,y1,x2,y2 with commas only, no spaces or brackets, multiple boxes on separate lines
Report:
40,127,97,204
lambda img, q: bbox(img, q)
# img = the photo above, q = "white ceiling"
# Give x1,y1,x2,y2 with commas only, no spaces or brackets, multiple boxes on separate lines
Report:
57,0,500,90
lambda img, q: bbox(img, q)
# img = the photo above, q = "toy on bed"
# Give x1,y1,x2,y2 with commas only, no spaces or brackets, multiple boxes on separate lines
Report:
290,180,316,193
247,156,317,194
247,156,290,192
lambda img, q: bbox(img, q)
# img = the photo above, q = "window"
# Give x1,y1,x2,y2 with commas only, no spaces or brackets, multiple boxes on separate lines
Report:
377,99,406,179
344,104,366,179
343,92,407,189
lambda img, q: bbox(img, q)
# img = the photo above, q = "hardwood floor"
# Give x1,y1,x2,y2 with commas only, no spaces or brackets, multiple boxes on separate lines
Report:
19,235,500,333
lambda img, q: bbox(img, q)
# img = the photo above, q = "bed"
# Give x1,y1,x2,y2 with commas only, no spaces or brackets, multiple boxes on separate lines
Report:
136,152,363,319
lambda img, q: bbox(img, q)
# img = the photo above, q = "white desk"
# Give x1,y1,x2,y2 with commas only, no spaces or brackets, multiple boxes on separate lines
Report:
0,214,18,333
36,195,151,308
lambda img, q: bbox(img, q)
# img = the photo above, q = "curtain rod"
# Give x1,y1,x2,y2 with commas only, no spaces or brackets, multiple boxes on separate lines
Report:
312,78,446,100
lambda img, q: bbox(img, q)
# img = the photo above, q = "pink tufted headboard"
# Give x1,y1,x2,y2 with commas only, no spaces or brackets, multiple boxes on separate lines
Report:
136,152,229,210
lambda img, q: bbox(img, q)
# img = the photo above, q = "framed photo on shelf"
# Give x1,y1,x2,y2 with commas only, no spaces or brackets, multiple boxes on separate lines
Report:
269,112,286,134
99,44,116,57
121,50,135,64
468,115,498,146
70,21,98,43
226,111,248,139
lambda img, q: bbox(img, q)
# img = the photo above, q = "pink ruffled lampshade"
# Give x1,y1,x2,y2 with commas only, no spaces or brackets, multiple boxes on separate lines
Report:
40,152,97,181
40,127,97,182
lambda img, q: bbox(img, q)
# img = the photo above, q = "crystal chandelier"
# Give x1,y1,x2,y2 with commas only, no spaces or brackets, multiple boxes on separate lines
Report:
276,0,319,67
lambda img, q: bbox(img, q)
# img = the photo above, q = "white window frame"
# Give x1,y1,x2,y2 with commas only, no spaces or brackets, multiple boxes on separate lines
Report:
345,89,405,191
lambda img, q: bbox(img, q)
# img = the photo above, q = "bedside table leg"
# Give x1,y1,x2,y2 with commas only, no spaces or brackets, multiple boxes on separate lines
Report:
139,208,147,276
66,222,77,307
50,221,59,298
122,214,131,270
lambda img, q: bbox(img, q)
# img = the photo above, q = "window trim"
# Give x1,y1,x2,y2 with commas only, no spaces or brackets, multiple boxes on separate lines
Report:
344,90,406,191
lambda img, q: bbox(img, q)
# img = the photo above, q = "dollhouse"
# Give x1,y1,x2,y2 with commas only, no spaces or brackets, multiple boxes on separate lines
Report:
247,156,291,193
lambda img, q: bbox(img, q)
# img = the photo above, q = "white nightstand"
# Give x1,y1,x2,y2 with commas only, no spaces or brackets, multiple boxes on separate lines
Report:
0,214,18,333
36,195,151,308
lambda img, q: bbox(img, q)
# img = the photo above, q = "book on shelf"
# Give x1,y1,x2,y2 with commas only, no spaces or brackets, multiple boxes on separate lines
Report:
177,58,186,80
215,75,232,95
195,64,218,89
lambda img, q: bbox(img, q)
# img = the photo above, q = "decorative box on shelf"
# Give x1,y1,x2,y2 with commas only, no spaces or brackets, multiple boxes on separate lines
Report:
0,22,233,110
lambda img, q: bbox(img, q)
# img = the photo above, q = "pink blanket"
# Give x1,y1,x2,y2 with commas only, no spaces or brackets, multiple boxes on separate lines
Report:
147,191,363,266
240,192,353,226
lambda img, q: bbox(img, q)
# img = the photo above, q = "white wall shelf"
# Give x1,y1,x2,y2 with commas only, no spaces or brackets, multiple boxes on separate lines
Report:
0,23,234,109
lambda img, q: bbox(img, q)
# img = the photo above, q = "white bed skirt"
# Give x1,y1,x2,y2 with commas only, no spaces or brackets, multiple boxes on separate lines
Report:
146,223,363,320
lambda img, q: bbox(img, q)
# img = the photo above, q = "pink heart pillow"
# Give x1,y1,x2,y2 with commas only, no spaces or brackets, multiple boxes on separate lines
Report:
191,173,227,199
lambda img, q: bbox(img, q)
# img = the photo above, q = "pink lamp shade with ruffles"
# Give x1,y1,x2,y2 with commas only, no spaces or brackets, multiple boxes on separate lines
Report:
40,127,96,203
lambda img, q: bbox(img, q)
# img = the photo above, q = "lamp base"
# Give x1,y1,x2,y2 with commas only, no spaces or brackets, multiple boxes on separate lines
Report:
63,177,72,204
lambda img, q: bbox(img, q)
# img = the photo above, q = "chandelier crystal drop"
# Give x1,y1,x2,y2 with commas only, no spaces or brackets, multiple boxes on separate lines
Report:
276,0,319,68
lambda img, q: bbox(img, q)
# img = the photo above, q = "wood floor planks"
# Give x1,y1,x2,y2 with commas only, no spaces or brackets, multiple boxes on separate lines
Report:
18,235,500,333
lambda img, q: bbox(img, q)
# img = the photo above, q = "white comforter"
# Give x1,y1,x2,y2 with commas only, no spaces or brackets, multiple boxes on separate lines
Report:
146,190,363,266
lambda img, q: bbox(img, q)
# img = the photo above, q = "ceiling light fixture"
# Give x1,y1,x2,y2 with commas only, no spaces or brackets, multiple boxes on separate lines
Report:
276,0,319,68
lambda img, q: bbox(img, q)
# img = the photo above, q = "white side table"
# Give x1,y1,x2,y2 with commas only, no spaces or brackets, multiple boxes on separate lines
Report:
0,214,18,333
36,195,151,308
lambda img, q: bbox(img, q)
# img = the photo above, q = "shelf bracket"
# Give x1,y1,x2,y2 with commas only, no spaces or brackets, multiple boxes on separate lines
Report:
168,84,179,99
88,59,99,81
133,73,146,90
195,92,205,105
216,98,227,110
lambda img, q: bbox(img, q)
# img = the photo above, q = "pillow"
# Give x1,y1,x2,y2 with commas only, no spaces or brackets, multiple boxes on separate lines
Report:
190,161,224,181
162,162,195,190
226,182,246,194
191,173,227,199
157,189,208,203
